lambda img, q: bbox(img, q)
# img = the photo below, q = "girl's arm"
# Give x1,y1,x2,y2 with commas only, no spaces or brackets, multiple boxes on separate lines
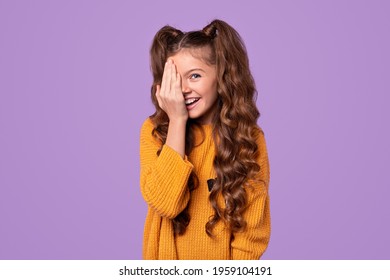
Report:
140,118,193,219
140,59,191,219
156,59,188,158
230,131,271,260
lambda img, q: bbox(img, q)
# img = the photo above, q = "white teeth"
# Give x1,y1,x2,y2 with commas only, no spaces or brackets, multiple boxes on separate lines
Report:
185,98,199,105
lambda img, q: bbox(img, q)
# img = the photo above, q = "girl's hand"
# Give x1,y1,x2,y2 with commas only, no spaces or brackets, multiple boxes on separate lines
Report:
156,60,188,122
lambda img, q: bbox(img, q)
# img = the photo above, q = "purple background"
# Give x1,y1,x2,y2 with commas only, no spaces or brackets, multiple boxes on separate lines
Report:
1,0,389,260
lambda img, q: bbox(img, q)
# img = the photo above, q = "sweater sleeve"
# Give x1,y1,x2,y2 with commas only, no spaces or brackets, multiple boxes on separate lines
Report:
139,118,194,219
231,130,271,260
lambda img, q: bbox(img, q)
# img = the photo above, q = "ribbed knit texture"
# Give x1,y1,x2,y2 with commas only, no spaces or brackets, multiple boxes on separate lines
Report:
140,118,270,260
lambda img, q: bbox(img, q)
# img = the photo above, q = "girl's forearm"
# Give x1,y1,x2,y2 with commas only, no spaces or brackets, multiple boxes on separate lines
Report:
165,118,187,158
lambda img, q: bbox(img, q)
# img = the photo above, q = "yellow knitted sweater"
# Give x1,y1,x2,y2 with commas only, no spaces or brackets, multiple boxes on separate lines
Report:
140,118,270,260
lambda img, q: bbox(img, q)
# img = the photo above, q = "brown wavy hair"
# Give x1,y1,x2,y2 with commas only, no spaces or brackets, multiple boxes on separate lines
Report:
148,19,261,237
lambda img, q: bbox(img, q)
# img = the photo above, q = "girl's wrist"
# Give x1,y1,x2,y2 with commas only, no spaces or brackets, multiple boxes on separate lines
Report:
166,118,187,158
169,117,188,126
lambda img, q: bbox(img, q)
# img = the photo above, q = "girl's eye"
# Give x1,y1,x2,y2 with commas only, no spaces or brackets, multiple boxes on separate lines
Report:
190,73,201,79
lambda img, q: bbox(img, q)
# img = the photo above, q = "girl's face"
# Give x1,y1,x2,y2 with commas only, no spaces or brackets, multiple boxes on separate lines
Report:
169,48,218,124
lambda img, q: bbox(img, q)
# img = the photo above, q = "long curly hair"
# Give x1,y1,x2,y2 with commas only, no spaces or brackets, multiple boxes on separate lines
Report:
148,19,261,237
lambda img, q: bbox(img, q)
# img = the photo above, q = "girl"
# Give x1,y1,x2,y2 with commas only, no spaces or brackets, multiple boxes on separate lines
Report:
140,19,270,260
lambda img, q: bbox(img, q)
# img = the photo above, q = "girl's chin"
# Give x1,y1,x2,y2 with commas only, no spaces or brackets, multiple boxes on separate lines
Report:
188,109,201,119
188,111,206,120
189,113,214,124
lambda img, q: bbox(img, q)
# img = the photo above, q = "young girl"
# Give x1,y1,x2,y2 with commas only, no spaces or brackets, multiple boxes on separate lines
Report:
140,19,270,260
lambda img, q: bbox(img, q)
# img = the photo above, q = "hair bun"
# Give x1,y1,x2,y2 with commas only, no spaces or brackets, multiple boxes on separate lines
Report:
156,26,183,46
202,23,218,39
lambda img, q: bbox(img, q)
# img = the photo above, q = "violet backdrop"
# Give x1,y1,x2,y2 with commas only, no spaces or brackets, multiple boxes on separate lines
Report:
0,0,389,259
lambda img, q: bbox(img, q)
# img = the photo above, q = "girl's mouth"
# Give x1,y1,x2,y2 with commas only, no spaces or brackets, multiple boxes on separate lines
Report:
185,98,200,109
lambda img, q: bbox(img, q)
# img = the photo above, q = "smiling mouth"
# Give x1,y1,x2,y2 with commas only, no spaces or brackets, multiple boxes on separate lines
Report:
185,98,200,106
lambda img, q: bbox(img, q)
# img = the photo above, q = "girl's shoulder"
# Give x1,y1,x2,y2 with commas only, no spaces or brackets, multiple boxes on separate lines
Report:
141,117,154,131
253,125,266,147
140,117,156,141
254,124,270,184
140,117,159,138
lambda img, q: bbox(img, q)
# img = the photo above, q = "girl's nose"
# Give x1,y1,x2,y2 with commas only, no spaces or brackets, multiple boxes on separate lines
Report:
181,80,191,94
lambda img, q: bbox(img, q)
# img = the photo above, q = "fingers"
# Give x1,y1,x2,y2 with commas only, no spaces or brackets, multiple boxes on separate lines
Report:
170,60,177,91
175,72,182,94
156,59,186,120
161,60,171,98
161,59,182,97
167,60,182,97
155,84,162,107
171,63,182,97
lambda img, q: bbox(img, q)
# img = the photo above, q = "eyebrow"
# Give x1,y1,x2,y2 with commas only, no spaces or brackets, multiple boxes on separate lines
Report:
183,68,205,76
